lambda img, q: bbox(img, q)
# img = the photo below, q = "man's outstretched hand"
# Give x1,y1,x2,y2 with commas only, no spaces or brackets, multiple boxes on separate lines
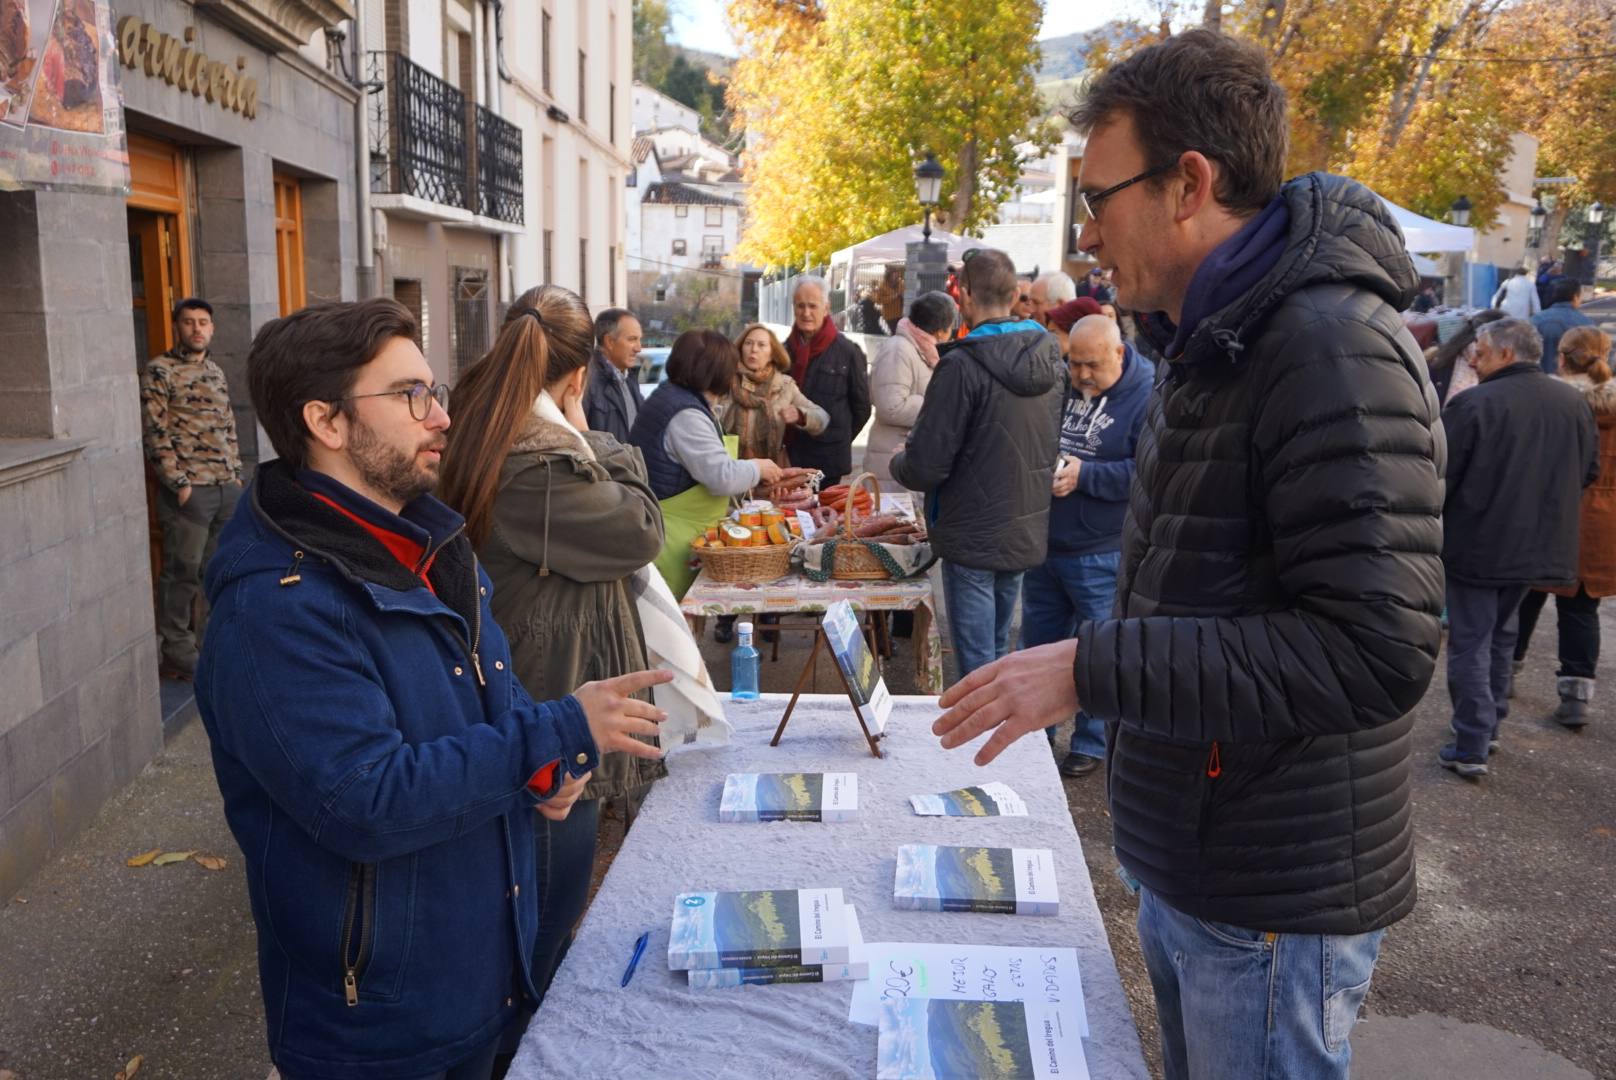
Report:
574,669,675,761
933,640,1081,766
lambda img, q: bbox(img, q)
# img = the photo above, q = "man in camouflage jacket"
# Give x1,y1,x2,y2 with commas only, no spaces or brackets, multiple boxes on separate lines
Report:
140,298,242,679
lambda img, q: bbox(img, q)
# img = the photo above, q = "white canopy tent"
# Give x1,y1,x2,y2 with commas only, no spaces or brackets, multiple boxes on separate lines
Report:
828,224,990,267
1378,197,1474,254
1409,252,1443,278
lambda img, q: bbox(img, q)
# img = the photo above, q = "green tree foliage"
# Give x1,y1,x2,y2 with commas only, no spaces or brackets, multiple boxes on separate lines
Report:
633,0,677,86
1083,0,1616,231
634,0,733,143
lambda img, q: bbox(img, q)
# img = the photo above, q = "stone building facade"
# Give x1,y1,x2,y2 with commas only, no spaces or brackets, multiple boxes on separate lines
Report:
0,0,358,900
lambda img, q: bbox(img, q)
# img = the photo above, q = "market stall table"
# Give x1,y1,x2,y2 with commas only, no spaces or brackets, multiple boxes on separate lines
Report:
507,694,1149,1080
679,571,944,693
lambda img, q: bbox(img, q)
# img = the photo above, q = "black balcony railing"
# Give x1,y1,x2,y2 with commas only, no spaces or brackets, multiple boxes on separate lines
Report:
368,51,523,224
475,105,524,224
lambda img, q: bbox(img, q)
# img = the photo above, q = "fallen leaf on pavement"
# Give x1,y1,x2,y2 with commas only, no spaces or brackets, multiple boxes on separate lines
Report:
115,1055,143,1079
151,851,196,866
125,849,162,868
2,1067,19,1079
193,855,227,871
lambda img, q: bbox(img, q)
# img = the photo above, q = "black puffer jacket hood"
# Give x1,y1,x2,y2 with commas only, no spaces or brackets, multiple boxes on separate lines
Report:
890,324,1065,571
1075,172,1445,935
1177,172,1420,369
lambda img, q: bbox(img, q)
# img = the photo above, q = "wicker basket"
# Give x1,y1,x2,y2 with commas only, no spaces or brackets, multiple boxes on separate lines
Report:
826,473,896,581
694,540,793,584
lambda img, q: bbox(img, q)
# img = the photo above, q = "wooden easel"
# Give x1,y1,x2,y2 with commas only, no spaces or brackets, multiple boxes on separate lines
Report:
770,628,884,758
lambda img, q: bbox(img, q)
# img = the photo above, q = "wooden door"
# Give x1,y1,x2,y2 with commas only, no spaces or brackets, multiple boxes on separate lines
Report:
126,132,195,647
273,174,306,315
128,210,182,360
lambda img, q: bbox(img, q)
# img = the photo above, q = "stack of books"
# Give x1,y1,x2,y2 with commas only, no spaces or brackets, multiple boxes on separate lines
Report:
669,887,869,987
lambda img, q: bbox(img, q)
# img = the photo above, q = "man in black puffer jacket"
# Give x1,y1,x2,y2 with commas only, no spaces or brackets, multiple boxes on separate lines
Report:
891,248,1064,677
931,32,1444,1080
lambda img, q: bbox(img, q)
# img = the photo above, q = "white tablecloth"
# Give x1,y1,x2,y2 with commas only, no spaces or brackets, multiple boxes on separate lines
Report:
508,694,1149,1079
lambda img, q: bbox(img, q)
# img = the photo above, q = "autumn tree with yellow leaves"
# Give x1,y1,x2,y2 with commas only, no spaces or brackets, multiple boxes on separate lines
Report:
1089,0,1616,233
726,0,1057,268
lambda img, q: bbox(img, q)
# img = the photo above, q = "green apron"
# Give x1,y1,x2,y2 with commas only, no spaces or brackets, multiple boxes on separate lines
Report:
655,433,740,599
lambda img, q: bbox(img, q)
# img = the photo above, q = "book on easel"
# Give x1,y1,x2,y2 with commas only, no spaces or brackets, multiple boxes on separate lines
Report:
822,600,894,733
770,600,891,758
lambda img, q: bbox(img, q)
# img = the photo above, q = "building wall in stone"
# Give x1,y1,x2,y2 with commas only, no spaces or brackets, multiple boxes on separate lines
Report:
0,0,359,900
0,191,163,903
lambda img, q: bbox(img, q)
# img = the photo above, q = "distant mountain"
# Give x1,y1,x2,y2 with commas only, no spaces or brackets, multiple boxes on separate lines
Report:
673,44,733,80
1037,23,1136,83
1038,31,1092,82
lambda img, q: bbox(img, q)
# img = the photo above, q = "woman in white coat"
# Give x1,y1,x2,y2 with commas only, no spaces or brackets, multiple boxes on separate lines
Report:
862,290,957,490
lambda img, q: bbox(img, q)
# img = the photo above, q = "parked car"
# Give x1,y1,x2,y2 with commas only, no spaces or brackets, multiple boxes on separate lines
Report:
637,347,671,399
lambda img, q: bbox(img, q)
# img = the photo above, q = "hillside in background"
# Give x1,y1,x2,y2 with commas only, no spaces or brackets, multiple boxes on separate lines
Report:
1037,23,1137,83
1037,31,1090,81
673,44,733,80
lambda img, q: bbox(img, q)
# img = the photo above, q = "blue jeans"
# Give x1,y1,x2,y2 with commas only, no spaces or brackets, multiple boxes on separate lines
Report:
1021,550,1119,759
282,1033,501,1080
941,561,1024,677
1446,581,1529,758
1136,886,1384,1080
531,798,601,1003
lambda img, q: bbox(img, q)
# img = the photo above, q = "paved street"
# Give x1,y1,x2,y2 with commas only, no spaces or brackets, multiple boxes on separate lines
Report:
3,582,1612,1078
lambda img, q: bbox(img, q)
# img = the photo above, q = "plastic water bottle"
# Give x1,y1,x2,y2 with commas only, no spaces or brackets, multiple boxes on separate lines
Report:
731,621,760,700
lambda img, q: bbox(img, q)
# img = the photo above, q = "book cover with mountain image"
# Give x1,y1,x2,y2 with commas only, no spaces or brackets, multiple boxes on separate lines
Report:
720,772,858,822
894,845,1058,916
688,904,866,987
877,998,1089,1080
910,781,1028,817
822,599,892,732
667,887,850,970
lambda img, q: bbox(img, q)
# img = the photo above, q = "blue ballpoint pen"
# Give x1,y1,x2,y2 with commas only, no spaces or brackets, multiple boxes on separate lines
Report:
621,931,651,987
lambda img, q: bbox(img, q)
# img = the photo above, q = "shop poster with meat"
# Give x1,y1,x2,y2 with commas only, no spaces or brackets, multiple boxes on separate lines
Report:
0,0,126,194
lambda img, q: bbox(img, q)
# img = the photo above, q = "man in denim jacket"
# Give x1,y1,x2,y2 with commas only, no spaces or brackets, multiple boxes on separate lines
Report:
196,298,669,1080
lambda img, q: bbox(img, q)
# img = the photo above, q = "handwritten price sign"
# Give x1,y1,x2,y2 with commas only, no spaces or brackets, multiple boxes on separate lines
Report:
851,942,1089,1037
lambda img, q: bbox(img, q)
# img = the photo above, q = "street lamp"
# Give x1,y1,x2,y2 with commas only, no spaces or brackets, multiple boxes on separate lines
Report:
1529,199,1547,249
1585,202,1605,289
914,152,944,245
1450,194,1472,228
1448,195,1472,307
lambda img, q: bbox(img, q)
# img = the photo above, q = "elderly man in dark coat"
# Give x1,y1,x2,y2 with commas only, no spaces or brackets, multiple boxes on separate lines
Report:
782,276,870,487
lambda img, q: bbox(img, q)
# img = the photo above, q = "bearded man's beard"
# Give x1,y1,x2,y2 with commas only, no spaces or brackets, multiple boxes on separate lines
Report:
348,418,441,505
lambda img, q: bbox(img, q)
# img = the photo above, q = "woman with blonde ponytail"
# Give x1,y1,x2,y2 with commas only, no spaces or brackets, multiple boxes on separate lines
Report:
438,285,666,1006
1514,325,1616,728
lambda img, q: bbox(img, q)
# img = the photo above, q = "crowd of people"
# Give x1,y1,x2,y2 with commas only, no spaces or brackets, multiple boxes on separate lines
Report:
134,25,1612,1080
